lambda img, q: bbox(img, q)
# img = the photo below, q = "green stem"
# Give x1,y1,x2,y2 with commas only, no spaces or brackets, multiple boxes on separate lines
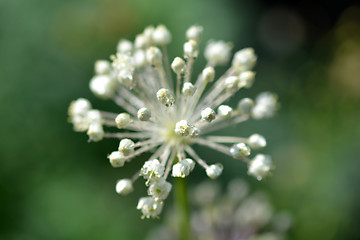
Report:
174,177,192,240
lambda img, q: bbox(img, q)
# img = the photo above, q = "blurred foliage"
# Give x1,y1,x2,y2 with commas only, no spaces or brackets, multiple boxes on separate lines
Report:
1,0,359,239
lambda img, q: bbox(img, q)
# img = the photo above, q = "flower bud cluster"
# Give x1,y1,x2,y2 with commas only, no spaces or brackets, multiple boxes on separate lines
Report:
68,24,279,219
146,179,291,240
137,159,172,218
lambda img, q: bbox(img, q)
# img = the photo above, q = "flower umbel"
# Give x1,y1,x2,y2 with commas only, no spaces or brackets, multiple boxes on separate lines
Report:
68,25,278,218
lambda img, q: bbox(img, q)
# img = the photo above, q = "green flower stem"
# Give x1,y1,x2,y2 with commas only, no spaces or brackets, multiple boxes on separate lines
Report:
174,177,192,240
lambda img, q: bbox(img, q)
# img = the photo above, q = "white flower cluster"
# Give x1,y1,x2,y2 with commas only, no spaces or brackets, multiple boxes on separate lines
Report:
146,179,292,240
68,24,278,218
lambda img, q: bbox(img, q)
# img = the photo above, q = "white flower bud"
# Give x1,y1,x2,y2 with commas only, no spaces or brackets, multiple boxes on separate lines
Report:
238,71,255,88
206,163,223,179
248,134,266,149
201,107,216,122
112,53,135,88
116,179,133,195
71,116,90,132
95,60,111,75
218,105,233,118
140,159,165,179
202,66,215,82
118,138,135,156
156,88,175,107
186,25,203,42
252,92,278,119
204,40,232,66
135,34,146,49
238,98,254,114
146,46,162,67
174,120,191,136
148,178,172,201
248,154,273,180
171,57,186,75
108,151,126,167
224,76,240,91
117,39,133,54
143,25,155,46
232,48,257,72
68,98,92,117
182,82,196,96
115,113,132,128
189,126,200,138
137,107,151,121
87,110,102,124
89,75,116,99
152,25,172,45
230,143,251,159
137,197,163,218
184,40,199,59
134,49,146,68
87,123,104,142
117,70,134,88
172,158,195,178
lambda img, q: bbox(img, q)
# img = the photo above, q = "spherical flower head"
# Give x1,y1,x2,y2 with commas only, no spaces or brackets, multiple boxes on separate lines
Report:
206,163,223,179
201,107,216,122
172,158,195,178
148,178,172,201
230,143,251,160
89,75,116,99
116,179,133,195
115,113,132,128
117,39,133,54
156,88,175,107
248,134,266,149
95,60,111,75
69,24,278,219
204,40,233,66
118,138,135,156
152,25,172,45
252,92,278,119
248,154,273,180
186,25,203,42
232,47,257,72
137,107,151,121
182,82,196,97
108,151,126,167
137,197,163,218
140,159,165,180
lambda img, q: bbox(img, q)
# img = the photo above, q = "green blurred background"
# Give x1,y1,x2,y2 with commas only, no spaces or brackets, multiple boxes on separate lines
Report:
1,0,360,239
